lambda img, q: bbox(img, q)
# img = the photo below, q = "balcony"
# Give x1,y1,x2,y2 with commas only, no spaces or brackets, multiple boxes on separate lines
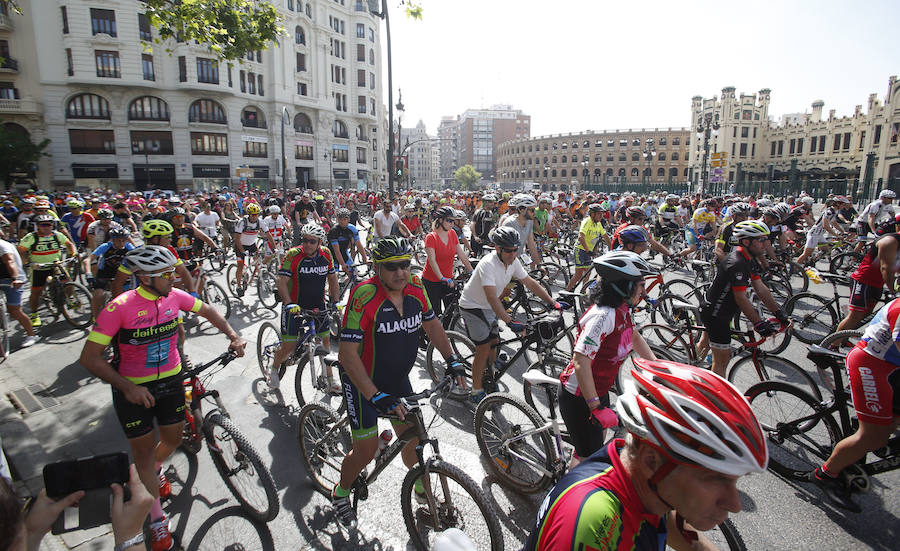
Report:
0,99,41,114
0,13,12,31
0,57,18,73
241,118,267,129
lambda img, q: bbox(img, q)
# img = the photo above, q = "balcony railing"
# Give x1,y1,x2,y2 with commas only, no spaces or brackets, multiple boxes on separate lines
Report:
0,13,13,31
0,58,19,72
241,118,267,129
0,99,40,113
295,126,313,134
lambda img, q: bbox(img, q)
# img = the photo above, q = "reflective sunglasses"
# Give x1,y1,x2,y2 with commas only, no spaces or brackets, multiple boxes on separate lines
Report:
149,268,176,280
381,260,411,271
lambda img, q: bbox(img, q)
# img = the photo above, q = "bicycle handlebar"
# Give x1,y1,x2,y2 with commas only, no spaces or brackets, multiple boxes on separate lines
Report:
178,350,237,380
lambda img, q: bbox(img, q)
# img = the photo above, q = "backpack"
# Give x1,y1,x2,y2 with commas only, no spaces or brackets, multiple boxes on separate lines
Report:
27,231,62,254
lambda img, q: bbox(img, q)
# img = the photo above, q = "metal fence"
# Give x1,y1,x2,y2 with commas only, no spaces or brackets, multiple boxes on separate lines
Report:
703,177,900,208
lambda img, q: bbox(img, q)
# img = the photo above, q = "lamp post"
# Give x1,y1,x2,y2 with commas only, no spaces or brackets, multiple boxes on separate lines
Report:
696,112,720,194
581,160,589,192
281,106,289,196
642,138,656,187
395,90,405,190
368,0,395,199
143,139,151,191
322,151,334,191
544,165,550,191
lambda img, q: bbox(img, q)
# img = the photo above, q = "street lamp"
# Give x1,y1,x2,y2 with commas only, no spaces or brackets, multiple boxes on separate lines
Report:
696,112,720,194
543,165,551,191
324,151,333,191
368,0,396,199
143,139,152,191
395,90,405,190
581,160,589,192
642,138,656,187
280,106,289,196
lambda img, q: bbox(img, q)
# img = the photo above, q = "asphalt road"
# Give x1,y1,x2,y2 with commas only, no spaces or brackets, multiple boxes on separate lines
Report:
2,239,898,551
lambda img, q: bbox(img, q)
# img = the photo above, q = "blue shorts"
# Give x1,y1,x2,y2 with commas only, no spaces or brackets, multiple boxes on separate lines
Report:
685,227,699,246
0,279,22,306
574,248,595,269
340,368,414,440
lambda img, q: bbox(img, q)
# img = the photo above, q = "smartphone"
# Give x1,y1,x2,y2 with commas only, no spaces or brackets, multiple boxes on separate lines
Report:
43,452,129,498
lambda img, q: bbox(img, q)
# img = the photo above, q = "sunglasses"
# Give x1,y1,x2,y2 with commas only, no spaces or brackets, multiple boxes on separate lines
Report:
302,238,319,245
38,223,53,227
149,268,176,280
501,247,519,253
381,260,411,271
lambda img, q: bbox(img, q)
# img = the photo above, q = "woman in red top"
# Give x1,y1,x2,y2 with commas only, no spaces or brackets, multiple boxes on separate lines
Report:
422,206,473,316
401,204,422,236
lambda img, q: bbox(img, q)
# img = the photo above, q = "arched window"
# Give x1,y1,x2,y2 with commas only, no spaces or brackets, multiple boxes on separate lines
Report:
551,169,557,177
632,138,640,146
241,106,266,128
560,169,567,177
561,155,567,163
294,112,313,133
295,26,306,45
671,152,679,161
658,152,666,161
670,168,678,177
657,168,666,177
584,140,590,148
67,93,110,120
561,142,567,150
618,153,626,162
333,119,348,138
128,96,169,121
606,168,613,176
188,99,226,124
369,48,375,64
571,141,578,149
631,168,639,176
551,156,557,164
631,153,640,161
618,168,626,177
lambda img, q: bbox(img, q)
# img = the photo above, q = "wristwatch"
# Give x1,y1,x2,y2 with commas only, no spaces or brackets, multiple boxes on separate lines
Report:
114,533,145,551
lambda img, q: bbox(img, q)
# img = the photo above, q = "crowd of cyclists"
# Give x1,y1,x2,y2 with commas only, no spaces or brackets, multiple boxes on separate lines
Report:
0,181,897,551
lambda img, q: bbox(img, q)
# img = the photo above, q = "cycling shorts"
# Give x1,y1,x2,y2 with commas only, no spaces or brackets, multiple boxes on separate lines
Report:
235,243,258,261
857,222,871,242
339,368,413,440
112,377,186,439
558,388,610,459
700,308,732,350
804,230,826,250
849,279,883,313
685,227,699,246
847,343,900,424
30,267,67,288
574,248,595,269
0,278,22,306
280,306,329,342
460,307,499,345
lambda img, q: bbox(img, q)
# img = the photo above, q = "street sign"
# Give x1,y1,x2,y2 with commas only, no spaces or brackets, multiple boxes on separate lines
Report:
236,167,254,178
710,160,725,167
711,152,728,160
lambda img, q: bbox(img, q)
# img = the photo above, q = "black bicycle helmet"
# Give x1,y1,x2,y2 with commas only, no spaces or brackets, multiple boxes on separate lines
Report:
109,227,130,239
372,236,413,262
434,206,457,220
490,226,521,249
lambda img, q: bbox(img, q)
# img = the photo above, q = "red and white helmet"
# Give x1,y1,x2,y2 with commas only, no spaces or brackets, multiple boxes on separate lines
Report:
617,358,768,477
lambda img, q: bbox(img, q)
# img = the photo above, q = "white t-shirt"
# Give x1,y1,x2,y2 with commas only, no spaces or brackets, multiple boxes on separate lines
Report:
459,251,528,310
374,210,400,237
194,211,220,230
0,239,25,281
859,200,895,226
260,215,289,241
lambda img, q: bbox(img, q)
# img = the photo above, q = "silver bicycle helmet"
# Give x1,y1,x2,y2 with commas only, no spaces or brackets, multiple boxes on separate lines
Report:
126,245,178,273
300,222,326,242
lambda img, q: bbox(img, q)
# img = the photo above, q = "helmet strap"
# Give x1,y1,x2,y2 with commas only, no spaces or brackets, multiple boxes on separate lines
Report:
647,459,678,510
610,281,633,298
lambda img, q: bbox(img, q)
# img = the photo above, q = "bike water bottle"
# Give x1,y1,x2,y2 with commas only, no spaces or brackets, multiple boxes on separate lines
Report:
374,429,393,460
805,267,823,284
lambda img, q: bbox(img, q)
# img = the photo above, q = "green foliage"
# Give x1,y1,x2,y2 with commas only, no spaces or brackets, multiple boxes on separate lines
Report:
144,0,284,61
0,123,49,189
402,1,424,19
454,165,481,190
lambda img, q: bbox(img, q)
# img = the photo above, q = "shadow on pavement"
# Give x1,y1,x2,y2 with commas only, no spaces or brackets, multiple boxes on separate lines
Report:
185,505,276,551
42,359,99,398
39,321,89,345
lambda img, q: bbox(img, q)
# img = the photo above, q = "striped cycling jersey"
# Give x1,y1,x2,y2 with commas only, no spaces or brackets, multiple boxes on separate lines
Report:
860,297,900,365
523,439,666,551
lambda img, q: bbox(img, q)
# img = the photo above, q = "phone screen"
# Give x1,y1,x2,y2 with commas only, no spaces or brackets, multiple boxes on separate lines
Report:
43,452,129,498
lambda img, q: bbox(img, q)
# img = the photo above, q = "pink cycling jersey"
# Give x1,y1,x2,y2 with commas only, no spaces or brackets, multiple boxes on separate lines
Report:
559,303,634,396
87,287,202,384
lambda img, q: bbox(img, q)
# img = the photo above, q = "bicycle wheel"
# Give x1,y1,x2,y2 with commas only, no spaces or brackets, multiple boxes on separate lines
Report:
637,324,693,364
784,292,837,344
727,354,821,400
401,458,504,551
829,250,862,277
424,331,475,398
203,280,231,321
522,357,567,421
744,381,841,479
211,249,227,272
296,403,351,496
702,519,748,551
257,266,279,309
256,322,287,381
662,278,706,305
60,282,93,329
784,261,809,294
225,264,242,298
817,330,863,392
536,261,566,290
204,412,280,522
294,353,344,411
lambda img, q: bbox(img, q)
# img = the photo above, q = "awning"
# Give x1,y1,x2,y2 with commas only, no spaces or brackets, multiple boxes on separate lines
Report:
73,164,119,179
192,164,230,178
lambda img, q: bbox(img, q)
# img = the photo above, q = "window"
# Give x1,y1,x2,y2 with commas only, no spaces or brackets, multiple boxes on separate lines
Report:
190,132,227,155
61,6,69,34
138,14,152,40
797,138,803,154
751,143,756,157
741,127,749,138
369,72,375,89
288,0,294,9
561,169,567,177
789,139,796,155
65,48,73,76
334,119,348,138
356,23,365,38
227,65,232,87
369,48,374,65
833,134,841,152
69,129,115,154
893,123,900,144
370,98,375,115
739,143,748,157
306,4,311,17
357,69,365,87
247,72,256,94
295,26,305,45
818,135,825,152
357,44,365,62
874,125,882,145
771,141,777,156
561,155,567,163
240,70,246,92
197,58,219,84
243,140,267,158
295,144,313,160
810,136,817,153
859,132,866,149
95,51,120,78
0,82,17,99
91,8,116,36
332,146,348,162
141,54,154,81
294,113,313,133
178,56,186,82
658,152,666,161
258,75,263,96
778,140,784,156
297,82,307,96
843,132,851,150
618,153,625,162
356,147,366,163
130,131,173,155
631,152,639,161
242,107,265,128
296,53,306,72
188,99,227,124
658,137,666,146
129,96,169,121
369,27,375,42
357,96,366,113
355,0,365,11
671,152,679,161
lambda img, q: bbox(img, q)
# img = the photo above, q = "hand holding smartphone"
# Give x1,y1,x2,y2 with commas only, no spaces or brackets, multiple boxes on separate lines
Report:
41,452,130,534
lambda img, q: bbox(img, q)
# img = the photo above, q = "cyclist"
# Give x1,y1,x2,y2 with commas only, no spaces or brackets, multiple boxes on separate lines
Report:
523,358,767,551
373,200,411,240
232,203,274,297
656,194,680,236
559,251,657,465
609,207,670,256
400,204,422,237
111,220,194,298
328,208,368,279
698,220,789,377
808,295,900,512
458,226,567,404
89,227,135,319
168,208,217,284
714,202,752,262
679,199,717,258
534,196,552,238
0,236,37,350
268,223,339,389
80,245,246,551
502,193,542,269
423,206,474,317
60,198,95,251
17,214,77,328
470,193,498,257
193,202,221,244
566,203,611,293
260,205,291,260
797,196,847,266
331,237,466,528
835,230,900,334
855,189,896,252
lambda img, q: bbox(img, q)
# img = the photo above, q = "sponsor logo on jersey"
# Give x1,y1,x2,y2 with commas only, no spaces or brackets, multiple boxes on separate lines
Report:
297,265,330,276
137,310,147,317
350,284,377,313
377,312,422,334
858,367,882,412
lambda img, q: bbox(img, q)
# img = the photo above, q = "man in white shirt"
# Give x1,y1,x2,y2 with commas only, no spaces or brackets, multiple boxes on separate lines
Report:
0,238,38,350
260,205,290,260
372,200,410,239
194,202,221,241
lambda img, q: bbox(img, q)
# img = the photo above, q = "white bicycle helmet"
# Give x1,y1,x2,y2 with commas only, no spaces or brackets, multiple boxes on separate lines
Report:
617,358,768,477
756,198,772,208
268,205,281,214
481,193,498,202
774,203,791,221
729,202,752,216
732,219,770,241
879,189,896,199
126,245,178,274
300,222,326,242
799,196,814,206
508,193,537,209
592,250,654,282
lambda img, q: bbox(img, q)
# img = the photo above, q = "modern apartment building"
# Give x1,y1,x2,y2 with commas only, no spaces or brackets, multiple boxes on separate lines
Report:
438,105,530,184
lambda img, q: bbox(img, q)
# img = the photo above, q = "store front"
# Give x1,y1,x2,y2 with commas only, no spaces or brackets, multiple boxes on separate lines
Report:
192,164,230,192
133,164,176,191
73,163,120,191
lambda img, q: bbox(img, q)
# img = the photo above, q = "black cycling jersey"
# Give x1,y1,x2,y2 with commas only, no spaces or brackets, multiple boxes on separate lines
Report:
716,220,736,255
472,208,495,241
781,205,809,231
327,224,356,264
702,246,760,320
171,224,196,260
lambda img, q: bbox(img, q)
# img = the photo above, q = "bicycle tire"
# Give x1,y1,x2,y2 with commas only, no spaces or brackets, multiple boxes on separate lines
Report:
662,278,706,305
784,261,810,293
203,280,231,321
637,324,693,364
256,322,287,381
294,353,344,412
829,251,862,277
0,299,8,363
211,249,227,272
522,357,567,421
708,518,748,551
816,330,863,392
296,403,351,496
536,261,566,290
727,354,821,400
257,266,279,309
60,282,93,329
744,381,841,480
401,458,504,551
424,331,475,399
225,264,243,298
784,292,838,344
205,412,280,522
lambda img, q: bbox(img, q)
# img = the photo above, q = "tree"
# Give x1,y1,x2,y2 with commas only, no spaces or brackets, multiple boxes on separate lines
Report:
0,124,49,190
454,165,481,191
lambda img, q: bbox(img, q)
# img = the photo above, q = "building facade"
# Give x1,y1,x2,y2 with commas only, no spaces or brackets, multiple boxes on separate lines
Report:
402,120,439,189
688,77,900,191
10,0,387,191
497,128,691,192
438,105,530,184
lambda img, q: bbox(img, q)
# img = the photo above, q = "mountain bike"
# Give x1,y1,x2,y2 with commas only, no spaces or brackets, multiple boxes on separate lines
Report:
226,248,265,299
296,377,504,550
257,240,287,310
34,259,93,329
178,351,280,522
784,271,855,344
190,258,231,321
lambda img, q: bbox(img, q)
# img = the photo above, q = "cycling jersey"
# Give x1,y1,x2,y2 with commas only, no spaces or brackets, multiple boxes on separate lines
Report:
576,217,606,253
690,208,716,233
523,439,666,551
18,231,70,267
657,203,678,224
559,303,634,396
260,215,289,242
401,215,421,233
171,224,196,260
716,220,736,254
859,297,900,364
851,233,900,288
534,209,549,233
92,241,135,279
328,224,360,264
809,207,837,234
702,246,760,320
85,220,124,247
858,200,895,227
233,215,262,246
87,287,202,384
278,246,335,309
61,212,95,246
781,205,809,231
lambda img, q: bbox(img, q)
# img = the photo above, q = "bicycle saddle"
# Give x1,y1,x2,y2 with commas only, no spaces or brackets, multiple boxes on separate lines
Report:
689,259,711,268
558,290,582,300
807,344,846,361
522,369,560,389
671,299,700,313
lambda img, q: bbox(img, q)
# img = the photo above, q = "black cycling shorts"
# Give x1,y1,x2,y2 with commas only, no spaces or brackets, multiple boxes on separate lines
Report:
558,388,610,459
849,279,882,313
339,367,413,441
112,377,186,439
235,243,258,261
700,308,733,349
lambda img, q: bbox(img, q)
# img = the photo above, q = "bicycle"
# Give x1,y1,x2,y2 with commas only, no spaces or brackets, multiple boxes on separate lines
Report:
0,283,10,361
784,271,858,344
257,240,287,310
745,344,900,497
225,246,266,299
296,376,504,550
256,306,343,411
190,257,231,321
32,259,93,329
178,351,280,522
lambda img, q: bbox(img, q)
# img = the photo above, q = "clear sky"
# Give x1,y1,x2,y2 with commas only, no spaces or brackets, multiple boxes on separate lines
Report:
383,0,899,137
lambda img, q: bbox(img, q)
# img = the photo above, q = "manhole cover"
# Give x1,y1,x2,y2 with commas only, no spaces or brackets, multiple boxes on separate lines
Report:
6,384,59,414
